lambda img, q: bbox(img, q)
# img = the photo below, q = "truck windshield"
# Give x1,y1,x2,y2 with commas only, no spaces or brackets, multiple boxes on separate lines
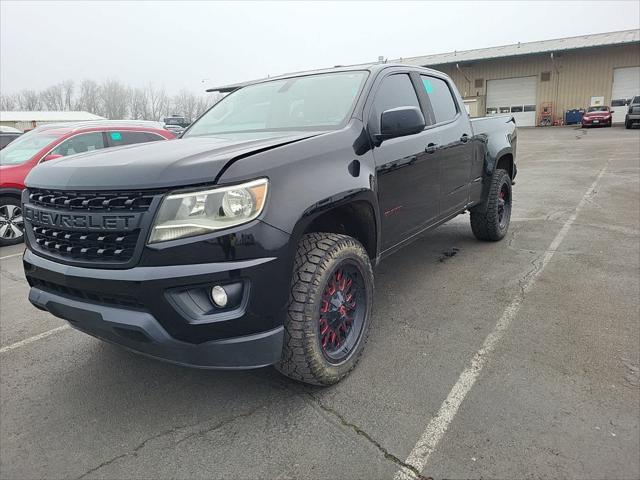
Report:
0,132,60,166
185,71,368,136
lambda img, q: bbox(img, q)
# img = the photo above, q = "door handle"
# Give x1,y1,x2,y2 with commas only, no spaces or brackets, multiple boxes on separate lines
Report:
425,143,437,154
460,134,470,143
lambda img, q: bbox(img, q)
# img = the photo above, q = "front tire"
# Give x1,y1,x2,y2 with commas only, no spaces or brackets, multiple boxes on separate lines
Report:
276,233,374,386
626,119,632,129
470,169,512,241
0,196,25,247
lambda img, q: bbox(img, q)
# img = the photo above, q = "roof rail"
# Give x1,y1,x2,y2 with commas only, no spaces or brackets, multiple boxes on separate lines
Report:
36,119,166,132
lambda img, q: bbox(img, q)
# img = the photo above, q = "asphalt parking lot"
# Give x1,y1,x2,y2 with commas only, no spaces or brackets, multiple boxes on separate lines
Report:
1,126,639,480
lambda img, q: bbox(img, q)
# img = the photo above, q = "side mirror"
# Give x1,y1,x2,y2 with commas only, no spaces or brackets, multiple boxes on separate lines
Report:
610,110,615,114
43,154,63,162
377,106,425,144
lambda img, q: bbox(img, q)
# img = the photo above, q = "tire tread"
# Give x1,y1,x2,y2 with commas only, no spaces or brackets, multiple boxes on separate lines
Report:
470,169,511,241
276,232,373,385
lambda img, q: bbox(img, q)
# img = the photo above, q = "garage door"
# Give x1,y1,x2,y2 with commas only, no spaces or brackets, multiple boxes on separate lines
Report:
611,66,640,123
486,76,537,127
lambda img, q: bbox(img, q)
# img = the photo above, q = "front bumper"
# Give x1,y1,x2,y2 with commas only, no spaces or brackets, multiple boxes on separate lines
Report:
626,113,640,121
23,218,294,368
581,117,611,126
28,286,283,368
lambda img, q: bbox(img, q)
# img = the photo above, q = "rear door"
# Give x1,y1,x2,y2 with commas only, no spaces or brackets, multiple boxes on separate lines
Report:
418,74,474,217
368,71,440,252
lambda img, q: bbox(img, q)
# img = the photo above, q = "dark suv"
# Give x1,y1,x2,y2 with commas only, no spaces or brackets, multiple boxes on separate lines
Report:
625,95,640,129
23,64,517,385
0,127,22,150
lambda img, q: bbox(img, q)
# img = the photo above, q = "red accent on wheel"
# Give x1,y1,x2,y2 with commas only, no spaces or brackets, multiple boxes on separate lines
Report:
319,267,359,355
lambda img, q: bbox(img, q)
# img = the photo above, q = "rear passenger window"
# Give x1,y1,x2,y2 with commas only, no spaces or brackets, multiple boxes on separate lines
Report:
108,131,163,146
369,74,421,135
421,75,458,124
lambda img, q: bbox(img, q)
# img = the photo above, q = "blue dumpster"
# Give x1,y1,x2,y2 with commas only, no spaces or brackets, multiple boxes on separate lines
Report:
565,109,585,125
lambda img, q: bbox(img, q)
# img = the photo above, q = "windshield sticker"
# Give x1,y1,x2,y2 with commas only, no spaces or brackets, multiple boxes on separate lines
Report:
422,78,434,94
110,132,122,141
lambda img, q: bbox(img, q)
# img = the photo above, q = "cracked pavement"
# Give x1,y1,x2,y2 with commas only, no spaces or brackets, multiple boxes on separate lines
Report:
1,126,639,479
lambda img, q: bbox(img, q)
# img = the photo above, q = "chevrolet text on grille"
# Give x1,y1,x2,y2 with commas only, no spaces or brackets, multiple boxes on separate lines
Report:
24,206,139,231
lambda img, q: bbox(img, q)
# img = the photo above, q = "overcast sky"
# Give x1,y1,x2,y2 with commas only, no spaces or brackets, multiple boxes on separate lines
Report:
1,1,639,96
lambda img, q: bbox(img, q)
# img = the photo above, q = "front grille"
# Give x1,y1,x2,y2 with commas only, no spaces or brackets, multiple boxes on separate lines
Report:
32,225,139,261
28,188,156,211
631,106,640,114
25,188,162,265
29,277,144,309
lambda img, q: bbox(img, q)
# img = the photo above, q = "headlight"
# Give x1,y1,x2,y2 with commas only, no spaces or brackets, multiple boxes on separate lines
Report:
149,178,268,243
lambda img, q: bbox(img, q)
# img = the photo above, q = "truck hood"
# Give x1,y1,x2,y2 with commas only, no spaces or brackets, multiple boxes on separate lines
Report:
25,131,322,191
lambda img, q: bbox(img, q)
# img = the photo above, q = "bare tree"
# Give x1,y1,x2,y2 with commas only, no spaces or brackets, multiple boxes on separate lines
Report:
172,89,201,123
17,90,42,110
194,95,213,118
3,79,213,120
75,79,102,115
148,83,168,121
40,84,65,110
0,94,18,110
100,79,130,119
129,88,150,120
61,80,74,110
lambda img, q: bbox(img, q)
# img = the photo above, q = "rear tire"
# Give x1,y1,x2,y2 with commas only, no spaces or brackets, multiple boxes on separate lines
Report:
470,169,512,241
276,233,374,386
0,196,25,247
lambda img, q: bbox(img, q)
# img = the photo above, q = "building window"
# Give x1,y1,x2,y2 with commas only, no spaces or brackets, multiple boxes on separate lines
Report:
511,106,523,113
541,72,551,82
499,107,510,113
474,78,484,88
524,105,536,112
486,107,498,115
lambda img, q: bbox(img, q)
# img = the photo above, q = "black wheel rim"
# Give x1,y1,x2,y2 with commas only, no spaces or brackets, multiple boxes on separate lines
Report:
497,183,511,229
318,261,367,364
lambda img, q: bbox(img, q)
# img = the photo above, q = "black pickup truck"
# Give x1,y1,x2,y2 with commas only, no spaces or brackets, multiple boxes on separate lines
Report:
22,64,516,385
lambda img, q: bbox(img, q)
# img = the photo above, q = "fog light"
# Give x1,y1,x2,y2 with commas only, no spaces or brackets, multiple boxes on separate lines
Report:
210,285,228,308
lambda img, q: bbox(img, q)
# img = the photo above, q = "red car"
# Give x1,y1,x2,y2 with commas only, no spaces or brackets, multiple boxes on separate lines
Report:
0,121,175,246
581,106,613,128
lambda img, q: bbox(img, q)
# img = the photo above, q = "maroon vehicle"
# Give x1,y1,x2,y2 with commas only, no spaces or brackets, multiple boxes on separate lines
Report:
0,121,175,246
581,106,613,128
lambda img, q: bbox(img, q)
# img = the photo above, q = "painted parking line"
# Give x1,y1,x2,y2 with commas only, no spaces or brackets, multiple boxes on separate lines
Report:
0,325,71,354
0,252,24,260
394,163,610,480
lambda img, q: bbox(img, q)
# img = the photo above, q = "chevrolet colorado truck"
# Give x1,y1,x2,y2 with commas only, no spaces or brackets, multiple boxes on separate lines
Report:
22,64,517,385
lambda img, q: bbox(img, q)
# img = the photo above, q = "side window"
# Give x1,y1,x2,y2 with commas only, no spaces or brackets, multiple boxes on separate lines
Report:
51,132,105,157
420,75,458,124
369,74,421,135
107,131,163,147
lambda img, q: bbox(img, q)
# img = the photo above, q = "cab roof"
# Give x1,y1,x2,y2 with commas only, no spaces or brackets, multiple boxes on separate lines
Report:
205,63,436,93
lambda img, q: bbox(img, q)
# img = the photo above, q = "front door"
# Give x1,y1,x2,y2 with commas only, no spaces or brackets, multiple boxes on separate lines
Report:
369,73,440,252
